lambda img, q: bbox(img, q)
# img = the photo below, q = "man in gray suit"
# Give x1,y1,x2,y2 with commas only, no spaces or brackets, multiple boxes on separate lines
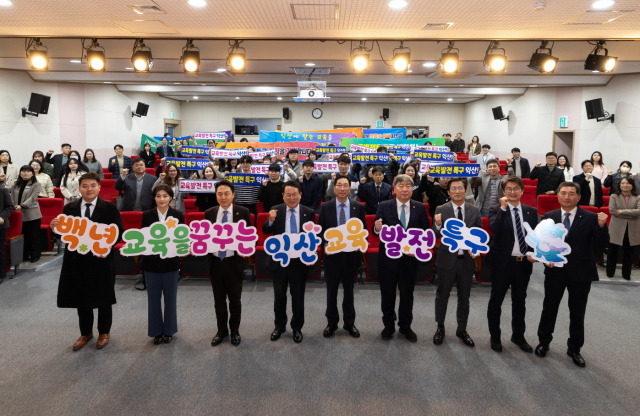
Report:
475,159,505,216
432,178,482,347
114,158,156,212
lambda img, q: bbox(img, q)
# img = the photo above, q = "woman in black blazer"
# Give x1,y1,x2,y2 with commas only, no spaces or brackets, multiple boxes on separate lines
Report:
138,143,157,168
141,184,184,345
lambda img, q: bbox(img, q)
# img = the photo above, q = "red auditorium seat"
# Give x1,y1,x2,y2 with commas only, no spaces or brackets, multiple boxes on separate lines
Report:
38,198,64,251
145,168,156,176
536,195,560,216
602,187,610,195
364,214,380,280
603,195,610,207
580,206,599,214
521,178,537,186
53,187,63,199
103,172,112,179
521,185,537,207
599,206,611,227
185,212,205,225
113,211,143,276
4,211,24,276
98,179,119,204
183,198,197,215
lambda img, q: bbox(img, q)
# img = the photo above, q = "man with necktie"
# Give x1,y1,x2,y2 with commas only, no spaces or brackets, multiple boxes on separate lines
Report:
207,180,251,347
535,182,609,367
372,174,429,342
155,136,174,160
486,177,538,353
432,178,482,347
318,176,366,338
263,180,316,343
358,167,393,215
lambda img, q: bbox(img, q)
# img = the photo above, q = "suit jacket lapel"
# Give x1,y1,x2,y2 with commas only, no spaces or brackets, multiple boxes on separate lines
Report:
328,200,338,227
569,208,585,237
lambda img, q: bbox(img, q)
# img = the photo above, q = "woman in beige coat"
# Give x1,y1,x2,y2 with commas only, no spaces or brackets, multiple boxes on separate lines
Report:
10,165,42,262
606,177,640,280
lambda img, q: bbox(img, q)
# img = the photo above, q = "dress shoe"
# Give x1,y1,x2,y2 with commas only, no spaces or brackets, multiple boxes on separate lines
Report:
490,337,503,352
230,332,241,346
163,335,173,344
96,333,110,349
511,335,533,353
399,327,417,343
567,349,586,367
293,329,303,343
535,343,549,357
381,326,395,340
433,328,445,345
30,256,41,263
211,330,229,346
323,325,338,338
343,325,360,338
270,327,286,341
153,335,163,345
456,330,475,347
72,333,93,351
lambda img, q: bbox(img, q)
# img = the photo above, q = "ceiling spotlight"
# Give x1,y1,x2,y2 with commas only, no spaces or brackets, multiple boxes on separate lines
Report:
592,0,615,9
528,41,558,73
277,97,283,101
188,0,207,6
447,98,453,102
351,41,370,71
193,96,199,100
423,62,437,68
305,62,315,67
131,39,153,72
584,40,617,72
361,97,368,101
439,41,460,74
483,41,507,72
404,98,410,101
392,41,411,72
388,0,408,9
83,39,106,71
227,40,246,71
180,39,200,73
26,38,48,70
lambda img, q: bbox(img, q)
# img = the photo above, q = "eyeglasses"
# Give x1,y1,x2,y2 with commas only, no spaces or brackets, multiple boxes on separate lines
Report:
284,193,299,198
449,186,465,191
504,187,522,193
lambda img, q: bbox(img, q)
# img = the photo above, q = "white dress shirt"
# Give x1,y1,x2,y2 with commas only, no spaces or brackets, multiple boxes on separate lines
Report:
285,204,301,234
81,198,97,218
214,205,234,258
396,199,411,225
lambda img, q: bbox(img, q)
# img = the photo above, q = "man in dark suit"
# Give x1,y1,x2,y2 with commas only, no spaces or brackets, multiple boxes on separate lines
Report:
535,182,609,367
53,172,124,351
451,132,465,153
506,147,531,179
108,144,133,181
529,152,564,196
358,167,393,215
45,143,72,186
0,186,14,284
486,177,538,353
114,158,156,211
207,180,252,347
155,136,175,160
262,180,316,343
372,174,429,342
444,133,453,151
318,176,366,338
432,178,482,347
572,160,604,208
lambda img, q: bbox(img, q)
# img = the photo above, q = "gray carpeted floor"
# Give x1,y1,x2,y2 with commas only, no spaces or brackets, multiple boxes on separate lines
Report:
1,258,639,416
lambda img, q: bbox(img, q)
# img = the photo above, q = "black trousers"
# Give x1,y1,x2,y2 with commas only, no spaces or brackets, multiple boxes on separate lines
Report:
77,306,112,336
22,219,41,261
487,259,531,339
537,274,591,353
379,257,418,329
0,227,6,278
435,258,475,332
209,256,243,333
324,253,359,327
273,260,306,331
607,227,633,279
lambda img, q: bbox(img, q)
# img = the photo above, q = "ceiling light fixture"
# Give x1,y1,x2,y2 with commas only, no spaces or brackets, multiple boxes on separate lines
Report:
131,39,153,72
188,0,207,7
483,41,507,72
0,0,13,6
447,98,453,102
180,39,200,73
388,0,408,9
83,38,106,71
423,62,437,68
584,40,617,72
25,38,48,70
351,41,370,71
277,97,283,101
592,0,615,9
439,41,460,74
392,41,411,72
528,40,558,73
193,96,199,100
305,62,315,67
227,40,246,71
361,97,368,101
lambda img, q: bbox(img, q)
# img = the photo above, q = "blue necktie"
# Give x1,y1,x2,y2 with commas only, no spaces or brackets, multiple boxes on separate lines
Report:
219,210,228,259
513,207,528,255
339,203,346,226
563,212,571,232
400,204,407,229
290,208,297,233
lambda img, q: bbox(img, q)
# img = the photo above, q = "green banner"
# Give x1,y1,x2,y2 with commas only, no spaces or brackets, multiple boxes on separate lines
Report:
340,137,445,150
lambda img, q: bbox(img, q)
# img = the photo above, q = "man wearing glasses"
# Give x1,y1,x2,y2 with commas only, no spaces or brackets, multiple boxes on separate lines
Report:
486,177,538,353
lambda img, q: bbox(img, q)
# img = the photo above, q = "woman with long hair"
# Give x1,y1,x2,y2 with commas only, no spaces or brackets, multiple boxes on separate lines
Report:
82,148,104,179
0,150,19,188
557,154,574,181
138,143,156,168
590,151,607,181
60,158,87,205
195,165,219,212
32,150,55,180
606,177,640,280
402,163,424,202
11,165,42,262
467,136,481,155
152,163,185,212
30,159,54,198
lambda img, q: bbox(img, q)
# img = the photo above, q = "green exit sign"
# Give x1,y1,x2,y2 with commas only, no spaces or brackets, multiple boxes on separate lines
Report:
559,116,568,128
376,120,384,128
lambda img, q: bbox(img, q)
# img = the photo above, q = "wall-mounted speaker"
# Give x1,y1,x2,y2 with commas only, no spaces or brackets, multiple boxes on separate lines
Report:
382,108,390,120
28,93,50,114
283,107,290,120
135,102,149,117
492,106,505,120
585,99,604,120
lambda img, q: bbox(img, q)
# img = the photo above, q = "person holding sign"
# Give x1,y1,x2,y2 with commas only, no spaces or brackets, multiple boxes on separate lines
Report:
373,174,430,342
318,176,366,338
53,172,124,351
535,182,609,367
141,185,184,345
258,163,284,212
207,180,252,347
486,177,538,353
432,178,482,347
263,181,316,343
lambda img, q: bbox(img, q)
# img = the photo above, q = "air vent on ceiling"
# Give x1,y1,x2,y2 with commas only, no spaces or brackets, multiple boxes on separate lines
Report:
290,3,339,20
128,5,166,15
422,23,453,30
563,9,634,25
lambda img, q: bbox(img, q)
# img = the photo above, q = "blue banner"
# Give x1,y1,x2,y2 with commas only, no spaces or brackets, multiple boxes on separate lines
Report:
165,157,211,171
224,173,265,187
413,150,455,162
315,146,347,154
179,146,210,157
350,153,411,164
362,128,406,140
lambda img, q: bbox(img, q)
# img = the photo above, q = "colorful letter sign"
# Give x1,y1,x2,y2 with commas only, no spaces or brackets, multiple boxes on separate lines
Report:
323,218,369,254
440,218,490,255
524,218,571,266
264,222,322,267
55,214,120,257
379,225,436,262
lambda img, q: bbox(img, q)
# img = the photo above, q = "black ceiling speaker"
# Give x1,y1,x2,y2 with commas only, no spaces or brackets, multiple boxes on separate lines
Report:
585,98,614,123
22,92,51,117
132,102,149,118
492,106,509,121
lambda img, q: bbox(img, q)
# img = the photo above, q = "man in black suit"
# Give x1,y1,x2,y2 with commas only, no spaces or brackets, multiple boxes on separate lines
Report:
506,147,531,179
155,136,175,160
572,160,604,208
372,174,429,342
115,158,156,211
432,178,482,347
444,133,453,151
318,176,366,338
53,172,124,351
262,180,316,343
535,182,609,367
207,180,252,347
0,186,14,284
530,152,564,196
45,143,72,186
451,132,465,153
358,167,393,215
486,177,538,353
